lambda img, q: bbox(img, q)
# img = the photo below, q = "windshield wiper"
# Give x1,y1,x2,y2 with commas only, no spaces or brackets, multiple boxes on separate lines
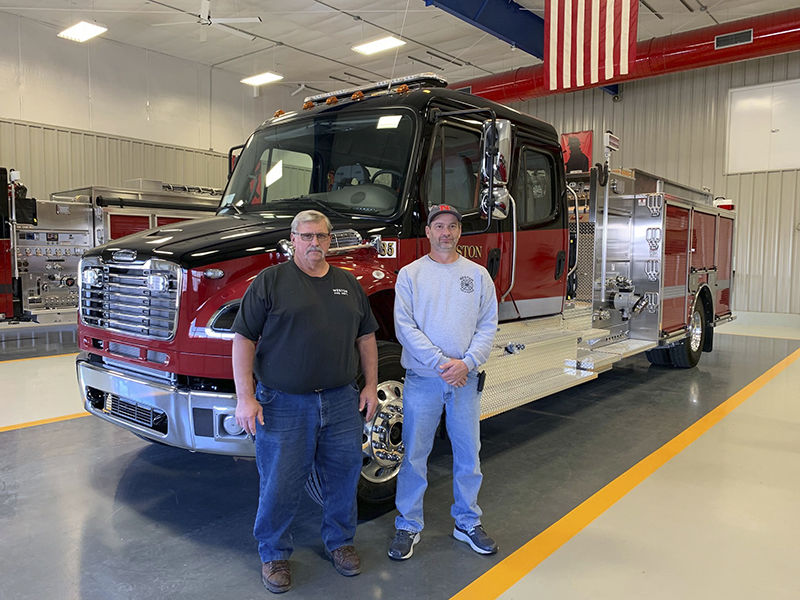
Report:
280,196,351,220
218,201,242,215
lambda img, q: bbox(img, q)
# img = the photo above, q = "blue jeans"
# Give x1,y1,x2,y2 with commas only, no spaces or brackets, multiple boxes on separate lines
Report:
395,369,483,533
253,381,362,562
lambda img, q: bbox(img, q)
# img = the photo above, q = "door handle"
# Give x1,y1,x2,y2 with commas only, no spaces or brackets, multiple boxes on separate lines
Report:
487,248,501,280
555,250,566,280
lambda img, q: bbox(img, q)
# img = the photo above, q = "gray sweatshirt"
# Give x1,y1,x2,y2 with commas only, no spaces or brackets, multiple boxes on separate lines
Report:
394,254,498,377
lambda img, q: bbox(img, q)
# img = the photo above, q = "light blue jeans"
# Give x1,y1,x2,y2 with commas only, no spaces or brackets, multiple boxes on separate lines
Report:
395,369,484,533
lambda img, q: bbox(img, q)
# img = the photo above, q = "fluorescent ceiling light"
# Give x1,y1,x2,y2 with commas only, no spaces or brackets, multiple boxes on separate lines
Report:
240,72,284,86
58,21,107,42
377,115,403,129
352,36,405,56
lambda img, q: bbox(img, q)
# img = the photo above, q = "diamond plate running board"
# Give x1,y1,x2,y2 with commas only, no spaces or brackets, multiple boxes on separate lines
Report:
479,320,595,419
568,339,658,373
480,367,596,420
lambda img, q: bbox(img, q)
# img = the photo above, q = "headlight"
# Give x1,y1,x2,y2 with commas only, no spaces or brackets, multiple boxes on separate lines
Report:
81,267,102,287
147,273,170,293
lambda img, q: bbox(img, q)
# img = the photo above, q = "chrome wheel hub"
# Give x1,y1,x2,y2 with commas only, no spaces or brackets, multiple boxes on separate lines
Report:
689,311,703,352
361,379,404,484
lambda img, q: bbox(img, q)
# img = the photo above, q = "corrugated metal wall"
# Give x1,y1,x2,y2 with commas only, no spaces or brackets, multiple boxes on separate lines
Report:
512,52,800,314
0,117,228,203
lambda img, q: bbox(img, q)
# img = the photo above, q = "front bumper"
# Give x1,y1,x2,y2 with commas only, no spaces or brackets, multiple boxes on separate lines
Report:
76,356,255,456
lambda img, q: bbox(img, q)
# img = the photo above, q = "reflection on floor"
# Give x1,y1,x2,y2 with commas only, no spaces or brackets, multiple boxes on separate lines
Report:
0,315,798,599
0,322,78,361
716,310,800,340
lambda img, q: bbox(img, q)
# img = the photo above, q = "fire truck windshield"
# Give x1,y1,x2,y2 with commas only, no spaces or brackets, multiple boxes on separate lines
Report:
220,110,415,218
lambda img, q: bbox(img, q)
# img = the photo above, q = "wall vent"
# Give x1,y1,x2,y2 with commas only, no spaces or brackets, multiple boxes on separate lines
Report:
715,29,753,50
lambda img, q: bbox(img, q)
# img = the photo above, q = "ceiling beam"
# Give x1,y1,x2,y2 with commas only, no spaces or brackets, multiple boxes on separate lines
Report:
454,8,800,103
425,0,545,59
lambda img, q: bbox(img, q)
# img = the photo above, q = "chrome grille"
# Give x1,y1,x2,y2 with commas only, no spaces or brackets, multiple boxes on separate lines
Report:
101,390,168,434
330,229,362,248
80,258,180,340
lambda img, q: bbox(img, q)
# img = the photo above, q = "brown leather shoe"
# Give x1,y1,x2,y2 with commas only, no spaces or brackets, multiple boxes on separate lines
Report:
261,560,291,594
327,545,361,576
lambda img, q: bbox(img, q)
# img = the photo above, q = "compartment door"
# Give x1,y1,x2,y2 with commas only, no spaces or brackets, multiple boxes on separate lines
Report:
715,215,734,316
662,204,690,333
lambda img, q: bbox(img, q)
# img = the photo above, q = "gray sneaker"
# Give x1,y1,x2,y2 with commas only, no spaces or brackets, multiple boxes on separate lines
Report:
453,524,498,555
387,529,420,560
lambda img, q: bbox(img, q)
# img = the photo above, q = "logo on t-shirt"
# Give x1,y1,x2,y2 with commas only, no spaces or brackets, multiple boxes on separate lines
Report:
460,276,474,293
332,288,349,296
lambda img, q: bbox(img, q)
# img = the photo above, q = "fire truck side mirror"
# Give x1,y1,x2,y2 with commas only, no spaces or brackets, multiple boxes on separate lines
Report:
480,119,511,220
228,144,245,179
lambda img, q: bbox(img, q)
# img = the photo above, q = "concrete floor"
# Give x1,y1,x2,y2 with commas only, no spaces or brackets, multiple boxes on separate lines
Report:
494,349,799,600
0,318,798,599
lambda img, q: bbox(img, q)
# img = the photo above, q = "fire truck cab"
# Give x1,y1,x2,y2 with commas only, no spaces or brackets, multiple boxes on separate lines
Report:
75,74,734,504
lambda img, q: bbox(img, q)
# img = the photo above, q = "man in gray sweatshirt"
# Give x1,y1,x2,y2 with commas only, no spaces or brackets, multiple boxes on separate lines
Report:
388,204,499,560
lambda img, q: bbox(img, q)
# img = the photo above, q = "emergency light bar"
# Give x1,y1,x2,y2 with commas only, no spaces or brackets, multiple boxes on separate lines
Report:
303,72,448,106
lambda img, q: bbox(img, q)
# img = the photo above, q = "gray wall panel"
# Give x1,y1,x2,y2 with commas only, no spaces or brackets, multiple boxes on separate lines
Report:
792,173,800,314
0,117,227,204
512,51,800,314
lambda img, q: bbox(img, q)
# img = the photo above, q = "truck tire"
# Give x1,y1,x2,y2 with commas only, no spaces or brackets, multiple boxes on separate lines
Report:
645,348,673,367
669,302,706,368
300,342,405,509
358,341,405,506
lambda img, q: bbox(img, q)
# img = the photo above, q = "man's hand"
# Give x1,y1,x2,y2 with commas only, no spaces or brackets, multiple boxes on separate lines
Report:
359,386,379,422
235,395,264,436
356,332,379,419
439,358,469,387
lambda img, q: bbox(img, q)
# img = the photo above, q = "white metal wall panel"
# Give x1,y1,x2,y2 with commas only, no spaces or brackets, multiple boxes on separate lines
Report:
147,51,203,150
512,52,800,314
19,19,90,130
0,117,227,206
211,68,251,153
0,18,19,119
0,12,289,153
88,43,149,142
791,172,800,315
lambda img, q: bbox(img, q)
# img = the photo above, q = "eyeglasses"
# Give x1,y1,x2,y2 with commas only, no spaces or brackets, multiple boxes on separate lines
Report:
292,231,331,242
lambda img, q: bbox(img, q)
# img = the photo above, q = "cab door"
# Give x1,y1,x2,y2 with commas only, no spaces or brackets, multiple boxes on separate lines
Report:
417,119,510,297
500,144,568,320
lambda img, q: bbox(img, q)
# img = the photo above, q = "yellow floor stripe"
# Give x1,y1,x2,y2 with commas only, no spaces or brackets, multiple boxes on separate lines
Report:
0,352,79,364
451,347,800,600
0,412,89,433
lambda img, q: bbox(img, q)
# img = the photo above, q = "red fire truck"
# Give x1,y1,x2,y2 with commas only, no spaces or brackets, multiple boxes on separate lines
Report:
75,74,735,504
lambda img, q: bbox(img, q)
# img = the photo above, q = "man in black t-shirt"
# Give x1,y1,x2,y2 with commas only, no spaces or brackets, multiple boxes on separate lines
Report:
232,210,379,594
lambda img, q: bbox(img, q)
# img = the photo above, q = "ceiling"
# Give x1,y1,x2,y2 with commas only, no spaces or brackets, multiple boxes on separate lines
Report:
0,0,794,95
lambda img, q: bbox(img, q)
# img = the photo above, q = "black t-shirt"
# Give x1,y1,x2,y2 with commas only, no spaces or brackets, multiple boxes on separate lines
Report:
232,260,378,394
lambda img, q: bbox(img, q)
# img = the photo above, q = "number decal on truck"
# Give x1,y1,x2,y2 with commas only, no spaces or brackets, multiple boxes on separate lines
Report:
379,240,397,258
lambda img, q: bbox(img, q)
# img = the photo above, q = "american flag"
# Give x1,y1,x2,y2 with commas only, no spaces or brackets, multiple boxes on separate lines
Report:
544,0,639,92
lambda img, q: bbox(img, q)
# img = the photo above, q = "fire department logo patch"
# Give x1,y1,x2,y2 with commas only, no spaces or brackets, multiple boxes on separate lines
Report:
460,275,474,293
